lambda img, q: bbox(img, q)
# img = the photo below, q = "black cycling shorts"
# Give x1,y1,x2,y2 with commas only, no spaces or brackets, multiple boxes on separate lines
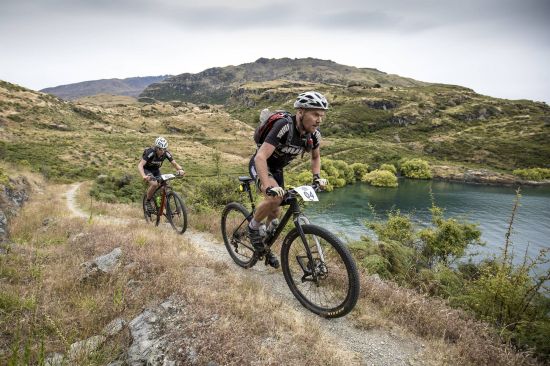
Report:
249,156,284,191
144,168,160,178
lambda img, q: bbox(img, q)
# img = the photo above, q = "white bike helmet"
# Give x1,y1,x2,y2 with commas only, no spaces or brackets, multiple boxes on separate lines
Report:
293,91,329,110
155,136,168,149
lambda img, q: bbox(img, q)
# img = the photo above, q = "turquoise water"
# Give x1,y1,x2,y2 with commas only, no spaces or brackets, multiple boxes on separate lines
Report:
304,179,550,272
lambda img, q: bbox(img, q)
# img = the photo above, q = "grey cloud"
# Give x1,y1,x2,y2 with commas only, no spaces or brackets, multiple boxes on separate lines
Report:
1,0,548,36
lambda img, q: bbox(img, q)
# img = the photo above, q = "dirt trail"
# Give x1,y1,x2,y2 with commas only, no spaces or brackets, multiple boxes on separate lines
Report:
65,183,432,365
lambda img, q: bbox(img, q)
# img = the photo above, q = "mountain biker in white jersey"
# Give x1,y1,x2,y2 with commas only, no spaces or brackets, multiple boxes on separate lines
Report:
248,91,329,268
138,137,185,212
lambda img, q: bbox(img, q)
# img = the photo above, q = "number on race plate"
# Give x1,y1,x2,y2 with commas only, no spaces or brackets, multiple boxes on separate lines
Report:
295,186,319,201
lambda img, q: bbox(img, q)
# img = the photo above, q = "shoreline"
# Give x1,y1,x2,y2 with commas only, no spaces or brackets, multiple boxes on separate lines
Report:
430,165,550,187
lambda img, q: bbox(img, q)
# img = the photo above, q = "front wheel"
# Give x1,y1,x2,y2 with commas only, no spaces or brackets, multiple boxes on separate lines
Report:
166,192,188,234
281,224,360,318
221,202,257,268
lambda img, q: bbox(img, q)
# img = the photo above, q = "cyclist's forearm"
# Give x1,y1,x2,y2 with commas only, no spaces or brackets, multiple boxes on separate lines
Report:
171,161,183,171
311,149,321,176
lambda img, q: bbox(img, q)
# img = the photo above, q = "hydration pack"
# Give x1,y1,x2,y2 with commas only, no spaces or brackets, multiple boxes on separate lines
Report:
253,109,294,147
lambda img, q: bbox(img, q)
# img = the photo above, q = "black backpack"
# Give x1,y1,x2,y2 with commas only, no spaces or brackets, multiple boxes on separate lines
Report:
253,109,294,148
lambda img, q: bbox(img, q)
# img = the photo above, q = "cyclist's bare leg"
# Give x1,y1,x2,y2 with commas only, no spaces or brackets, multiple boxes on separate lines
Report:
146,181,159,200
252,176,282,224
266,207,281,224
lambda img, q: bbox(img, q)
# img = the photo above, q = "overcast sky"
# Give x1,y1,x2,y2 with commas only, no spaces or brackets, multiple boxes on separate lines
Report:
1,0,549,102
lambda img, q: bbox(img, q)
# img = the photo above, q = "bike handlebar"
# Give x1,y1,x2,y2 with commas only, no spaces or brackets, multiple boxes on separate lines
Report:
266,183,323,198
147,172,185,183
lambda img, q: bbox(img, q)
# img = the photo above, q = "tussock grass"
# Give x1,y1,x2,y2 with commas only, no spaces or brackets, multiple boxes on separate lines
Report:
1,184,356,364
357,275,539,365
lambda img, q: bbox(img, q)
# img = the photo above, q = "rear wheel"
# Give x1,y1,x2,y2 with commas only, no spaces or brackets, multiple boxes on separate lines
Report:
281,224,360,318
142,193,160,226
221,202,257,268
166,192,188,234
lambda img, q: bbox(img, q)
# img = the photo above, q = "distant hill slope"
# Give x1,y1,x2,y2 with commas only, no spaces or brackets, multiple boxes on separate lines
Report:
140,57,427,104
41,75,170,100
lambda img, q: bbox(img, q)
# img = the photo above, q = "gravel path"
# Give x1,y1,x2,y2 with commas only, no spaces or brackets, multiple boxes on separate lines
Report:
65,183,432,365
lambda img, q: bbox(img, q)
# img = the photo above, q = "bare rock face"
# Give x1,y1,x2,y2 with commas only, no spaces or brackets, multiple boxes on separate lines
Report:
126,298,181,365
0,175,31,243
79,247,123,283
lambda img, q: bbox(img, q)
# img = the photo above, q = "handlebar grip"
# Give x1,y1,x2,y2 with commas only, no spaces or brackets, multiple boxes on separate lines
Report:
266,186,285,197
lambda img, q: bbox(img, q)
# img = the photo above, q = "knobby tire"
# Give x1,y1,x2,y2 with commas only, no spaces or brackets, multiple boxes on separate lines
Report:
166,192,188,234
221,202,257,268
281,224,360,318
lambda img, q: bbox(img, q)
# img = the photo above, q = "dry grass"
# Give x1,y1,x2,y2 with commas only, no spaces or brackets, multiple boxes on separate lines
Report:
1,184,357,364
356,275,539,366
74,180,141,220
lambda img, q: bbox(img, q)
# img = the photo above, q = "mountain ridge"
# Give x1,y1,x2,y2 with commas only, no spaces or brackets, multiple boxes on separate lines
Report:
40,75,170,100
139,57,427,104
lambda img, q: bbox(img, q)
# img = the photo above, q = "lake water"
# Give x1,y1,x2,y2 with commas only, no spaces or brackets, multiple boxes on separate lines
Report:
304,179,550,273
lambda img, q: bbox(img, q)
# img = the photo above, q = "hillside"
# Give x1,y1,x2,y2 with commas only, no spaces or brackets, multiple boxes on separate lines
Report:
140,57,426,104
40,75,170,100
139,57,550,172
0,80,254,183
228,80,550,172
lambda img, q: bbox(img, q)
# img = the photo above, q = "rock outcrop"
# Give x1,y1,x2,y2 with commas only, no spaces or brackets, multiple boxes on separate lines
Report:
0,175,31,243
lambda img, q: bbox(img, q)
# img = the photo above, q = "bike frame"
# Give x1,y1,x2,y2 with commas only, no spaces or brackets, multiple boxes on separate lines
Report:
152,178,172,217
240,178,323,281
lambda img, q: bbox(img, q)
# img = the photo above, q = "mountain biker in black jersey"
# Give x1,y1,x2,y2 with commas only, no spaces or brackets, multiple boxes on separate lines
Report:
249,91,329,268
138,137,185,212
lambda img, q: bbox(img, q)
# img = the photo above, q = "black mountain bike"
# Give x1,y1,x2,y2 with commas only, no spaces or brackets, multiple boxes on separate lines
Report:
142,173,188,234
221,176,360,318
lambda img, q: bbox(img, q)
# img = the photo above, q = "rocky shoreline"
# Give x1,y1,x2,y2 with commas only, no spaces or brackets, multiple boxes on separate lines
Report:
430,165,550,186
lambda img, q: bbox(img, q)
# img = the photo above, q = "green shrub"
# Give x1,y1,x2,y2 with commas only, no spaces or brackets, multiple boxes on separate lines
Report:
90,173,143,203
350,162,369,180
368,210,414,244
362,169,398,187
188,176,241,209
400,158,432,179
286,170,314,187
379,163,397,174
332,160,355,184
512,167,550,181
362,254,391,277
418,264,464,298
0,166,10,187
418,205,482,265
456,261,550,359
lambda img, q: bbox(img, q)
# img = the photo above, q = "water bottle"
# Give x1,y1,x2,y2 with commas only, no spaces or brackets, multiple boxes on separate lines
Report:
258,224,267,237
155,196,161,207
266,219,280,235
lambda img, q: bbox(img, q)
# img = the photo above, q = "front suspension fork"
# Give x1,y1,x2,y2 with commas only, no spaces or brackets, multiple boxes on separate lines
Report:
294,214,326,283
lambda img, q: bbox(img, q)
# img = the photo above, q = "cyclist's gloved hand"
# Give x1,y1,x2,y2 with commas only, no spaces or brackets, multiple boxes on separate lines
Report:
176,169,185,176
312,174,328,190
266,186,285,197
144,174,154,182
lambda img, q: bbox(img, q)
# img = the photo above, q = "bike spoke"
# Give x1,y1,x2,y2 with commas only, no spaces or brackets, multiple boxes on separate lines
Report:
221,203,257,268
283,227,358,317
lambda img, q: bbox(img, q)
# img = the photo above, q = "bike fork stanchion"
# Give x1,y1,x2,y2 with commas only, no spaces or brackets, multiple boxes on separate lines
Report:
294,218,320,282
297,215,326,264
